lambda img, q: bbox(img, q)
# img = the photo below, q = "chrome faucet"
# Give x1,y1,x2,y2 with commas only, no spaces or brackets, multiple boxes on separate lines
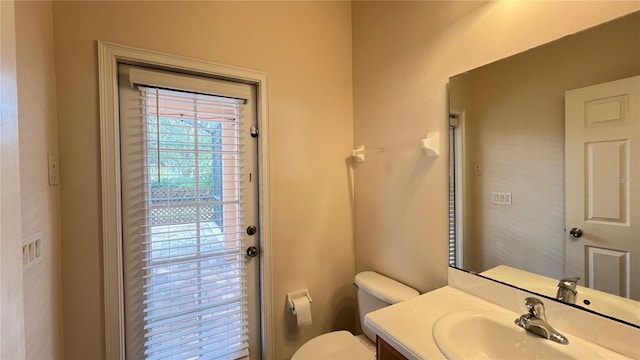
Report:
556,277,580,304
515,297,569,345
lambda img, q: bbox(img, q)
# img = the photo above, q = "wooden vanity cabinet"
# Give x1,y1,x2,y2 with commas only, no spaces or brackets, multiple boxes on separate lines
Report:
376,336,408,360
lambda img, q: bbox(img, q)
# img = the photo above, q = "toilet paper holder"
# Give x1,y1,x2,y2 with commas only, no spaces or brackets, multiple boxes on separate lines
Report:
287,289,313,314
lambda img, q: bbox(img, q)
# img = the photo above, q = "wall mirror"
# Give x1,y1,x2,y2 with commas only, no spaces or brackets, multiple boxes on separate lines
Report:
449,11,640,327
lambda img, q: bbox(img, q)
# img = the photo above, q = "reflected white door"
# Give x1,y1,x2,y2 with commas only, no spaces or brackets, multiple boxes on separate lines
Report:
565,75,640,300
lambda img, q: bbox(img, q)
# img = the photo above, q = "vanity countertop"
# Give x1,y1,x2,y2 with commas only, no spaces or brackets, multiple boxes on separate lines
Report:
364,286,630,360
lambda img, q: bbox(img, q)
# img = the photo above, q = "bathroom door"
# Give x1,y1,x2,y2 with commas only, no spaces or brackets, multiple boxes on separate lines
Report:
565,75,640,300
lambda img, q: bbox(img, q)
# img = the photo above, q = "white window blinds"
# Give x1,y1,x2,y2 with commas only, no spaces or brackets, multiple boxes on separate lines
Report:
119,65,252,360
449,126,457,267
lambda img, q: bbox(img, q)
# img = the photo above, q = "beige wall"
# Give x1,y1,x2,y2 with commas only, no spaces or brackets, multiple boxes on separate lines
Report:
52,2,354,359
452,12,640,278
0,0,27,358
352,1,640,293
15,1,64,358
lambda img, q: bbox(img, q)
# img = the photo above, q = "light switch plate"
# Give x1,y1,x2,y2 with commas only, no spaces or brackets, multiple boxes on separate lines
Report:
492,192,512,205
48,153,59,186
22,232,43,272
473,162,482,175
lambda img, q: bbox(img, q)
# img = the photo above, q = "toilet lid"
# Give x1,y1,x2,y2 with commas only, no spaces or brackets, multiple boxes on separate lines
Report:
291,331,375,360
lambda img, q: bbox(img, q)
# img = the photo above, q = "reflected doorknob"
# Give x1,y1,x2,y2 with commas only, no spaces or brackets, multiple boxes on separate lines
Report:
569,228,583,238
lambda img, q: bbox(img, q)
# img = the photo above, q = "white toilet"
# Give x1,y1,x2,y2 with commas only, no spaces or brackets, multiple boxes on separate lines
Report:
291,271,419,359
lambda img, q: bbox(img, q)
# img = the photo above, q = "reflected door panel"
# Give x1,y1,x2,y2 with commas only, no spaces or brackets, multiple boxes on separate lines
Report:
565,75,640,300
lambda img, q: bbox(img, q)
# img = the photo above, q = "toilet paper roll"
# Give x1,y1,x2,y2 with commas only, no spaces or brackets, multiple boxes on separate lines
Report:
292,297,312,327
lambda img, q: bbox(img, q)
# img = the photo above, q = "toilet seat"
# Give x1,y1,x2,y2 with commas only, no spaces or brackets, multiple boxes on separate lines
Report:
291,331,375,360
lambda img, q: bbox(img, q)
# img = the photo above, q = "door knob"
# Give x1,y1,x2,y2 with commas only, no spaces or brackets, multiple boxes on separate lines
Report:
246,246,258,257
569,228,583,238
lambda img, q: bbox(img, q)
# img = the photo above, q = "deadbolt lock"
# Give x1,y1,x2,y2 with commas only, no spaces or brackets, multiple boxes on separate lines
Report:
246,246,258,257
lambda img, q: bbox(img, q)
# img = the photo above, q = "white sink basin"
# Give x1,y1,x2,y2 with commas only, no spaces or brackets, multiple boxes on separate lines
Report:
433,309,603,359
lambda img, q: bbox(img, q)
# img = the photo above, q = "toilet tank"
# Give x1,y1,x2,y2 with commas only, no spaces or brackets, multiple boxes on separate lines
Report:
354,271,419,342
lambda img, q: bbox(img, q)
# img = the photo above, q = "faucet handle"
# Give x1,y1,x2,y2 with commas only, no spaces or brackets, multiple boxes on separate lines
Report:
558,277,580,290
524,297,546,320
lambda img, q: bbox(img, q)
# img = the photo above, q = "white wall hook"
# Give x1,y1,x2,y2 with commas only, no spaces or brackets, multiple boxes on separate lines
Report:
287,289,313,314
352,145,365,162
421,132,439,157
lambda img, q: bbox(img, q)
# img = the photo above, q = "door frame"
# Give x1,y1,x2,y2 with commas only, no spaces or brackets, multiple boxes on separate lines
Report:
98,41,273,360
